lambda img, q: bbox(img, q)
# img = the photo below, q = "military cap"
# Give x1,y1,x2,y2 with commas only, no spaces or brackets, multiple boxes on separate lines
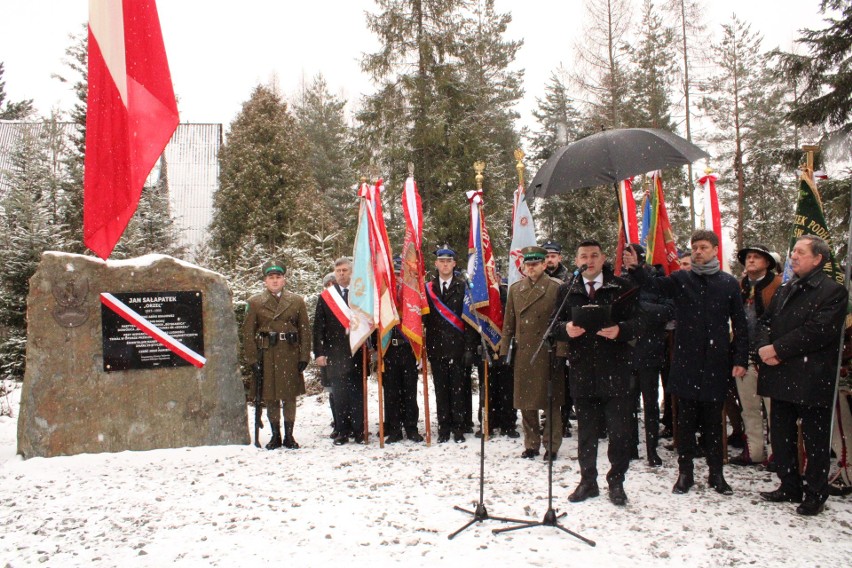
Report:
261,259,286,276
542,240,562,253
521,246,548,263
434,245,456,259
737,244,776,271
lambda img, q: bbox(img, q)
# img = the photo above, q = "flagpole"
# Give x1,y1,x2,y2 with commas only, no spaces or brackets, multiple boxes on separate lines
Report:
362,344,369,444
422,348,432,447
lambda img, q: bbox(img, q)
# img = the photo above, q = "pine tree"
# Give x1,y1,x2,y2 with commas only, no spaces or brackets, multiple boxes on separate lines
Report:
0,125,70,381
211,84,324,260
0,61,35,119
571,0,634,129
701,16,797,256
292,74,353,251
357,0,523,256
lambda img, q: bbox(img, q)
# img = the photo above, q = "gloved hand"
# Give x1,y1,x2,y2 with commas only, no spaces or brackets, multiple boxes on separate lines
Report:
298,361,308,373
462,350,475,368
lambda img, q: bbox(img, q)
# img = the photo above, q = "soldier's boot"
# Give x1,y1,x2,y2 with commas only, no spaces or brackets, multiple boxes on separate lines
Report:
265,423,283,450
282,421,300,449
646,432,662,467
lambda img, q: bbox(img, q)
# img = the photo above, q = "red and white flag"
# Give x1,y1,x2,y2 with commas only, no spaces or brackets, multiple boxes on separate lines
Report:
399,175,428,360
699,171,725,268
507,183,537,286
614,178,639,275
84,0,179,259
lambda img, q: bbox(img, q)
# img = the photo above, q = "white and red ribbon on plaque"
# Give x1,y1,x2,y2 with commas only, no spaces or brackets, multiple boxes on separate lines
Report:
100,292,206,368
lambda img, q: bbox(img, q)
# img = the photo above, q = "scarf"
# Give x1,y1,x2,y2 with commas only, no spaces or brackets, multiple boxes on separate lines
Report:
691,257,720,276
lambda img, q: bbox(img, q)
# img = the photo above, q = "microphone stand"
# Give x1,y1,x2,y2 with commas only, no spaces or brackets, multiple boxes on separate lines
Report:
492,267,595,547
448,278,528,539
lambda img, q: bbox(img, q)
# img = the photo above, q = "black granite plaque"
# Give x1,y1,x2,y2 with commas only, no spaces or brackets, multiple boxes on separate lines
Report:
101,291,204,372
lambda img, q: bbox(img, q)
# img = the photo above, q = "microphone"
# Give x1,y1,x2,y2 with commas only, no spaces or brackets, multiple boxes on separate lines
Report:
573,264,588,275
459,270,474,289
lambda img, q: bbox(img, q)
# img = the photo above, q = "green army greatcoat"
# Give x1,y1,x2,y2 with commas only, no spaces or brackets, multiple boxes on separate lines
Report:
243,290,311,401
499,274,564,410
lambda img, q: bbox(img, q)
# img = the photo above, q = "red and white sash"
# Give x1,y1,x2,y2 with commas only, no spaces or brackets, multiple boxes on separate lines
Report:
321,287,351,331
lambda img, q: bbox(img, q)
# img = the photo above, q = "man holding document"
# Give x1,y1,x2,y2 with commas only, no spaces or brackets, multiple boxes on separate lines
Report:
553,239,642,506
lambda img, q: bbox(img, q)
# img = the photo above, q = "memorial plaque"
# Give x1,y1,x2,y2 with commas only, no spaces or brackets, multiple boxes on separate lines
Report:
101,290,204,371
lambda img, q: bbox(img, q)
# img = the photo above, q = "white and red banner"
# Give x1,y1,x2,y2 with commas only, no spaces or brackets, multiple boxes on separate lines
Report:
614,178,639,275
508,183,537,286
320,286,351,331
100,293,206,368
85,0,179,259
699,171,725,268
399,175,428,360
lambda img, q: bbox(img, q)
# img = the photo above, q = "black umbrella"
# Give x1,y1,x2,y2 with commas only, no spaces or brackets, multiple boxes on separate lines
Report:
527,128,710,199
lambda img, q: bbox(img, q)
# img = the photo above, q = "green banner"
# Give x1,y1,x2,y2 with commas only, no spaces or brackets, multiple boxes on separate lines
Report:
785,174,844,284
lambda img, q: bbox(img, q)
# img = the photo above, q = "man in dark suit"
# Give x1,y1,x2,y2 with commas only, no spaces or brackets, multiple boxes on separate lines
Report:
757,235,849,515
313,258,366,446
554,239,642,506
424,246,476,443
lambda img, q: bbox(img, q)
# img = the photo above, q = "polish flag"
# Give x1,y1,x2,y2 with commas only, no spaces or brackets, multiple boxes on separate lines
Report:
84,0,179,259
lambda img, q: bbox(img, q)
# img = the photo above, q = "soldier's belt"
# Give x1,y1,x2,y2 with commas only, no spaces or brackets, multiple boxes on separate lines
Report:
256,331,299,346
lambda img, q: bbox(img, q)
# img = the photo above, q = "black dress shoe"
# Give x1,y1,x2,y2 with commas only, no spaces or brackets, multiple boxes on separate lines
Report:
563,426,573,438
707,473,733,495
474,429,493,438
502,428,520,438
796,495,827,516
543,451,558,462
385,432,403,444
672,471,694,494
520,448,540,459
760,486,803,503
568,481,600,503
333,436,349,446
406,431,424,443
647,449,663,467
453,432,466,443
729,454,758,467
438,433,450,443
329,429,340,439
659,426,673,439
609,483,628,506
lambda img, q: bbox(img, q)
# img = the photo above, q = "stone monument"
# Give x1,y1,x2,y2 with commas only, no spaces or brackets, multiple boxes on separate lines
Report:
17,252,249,458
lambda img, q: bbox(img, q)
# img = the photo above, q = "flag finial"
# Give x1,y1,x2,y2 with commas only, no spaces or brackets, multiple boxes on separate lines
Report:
801,144,820,181
474,161,486,191
514,149,525,187
408,162,414,176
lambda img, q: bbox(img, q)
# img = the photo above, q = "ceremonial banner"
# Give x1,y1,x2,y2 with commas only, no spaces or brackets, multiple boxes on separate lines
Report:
508,183,537,286
85,0,179,259
614,178,639,275
349,196,377,354
783,173,843,284
399,175,428,360
462,190,503,349
646,171,680,274
699,171,725,267
362,180,400,353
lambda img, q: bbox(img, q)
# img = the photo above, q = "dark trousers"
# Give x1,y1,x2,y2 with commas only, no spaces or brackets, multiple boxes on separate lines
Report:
770,399,832,499
477,359,517,431
383,344,420,434
431,356,467,435
557,359,573,431
677,397,724,474
575,396,632,485
660,331,674,430
634,367,661,448
331,370,364,439
464,365,474,431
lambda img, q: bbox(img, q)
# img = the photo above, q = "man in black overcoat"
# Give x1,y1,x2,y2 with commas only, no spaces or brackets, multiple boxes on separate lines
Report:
757,235,849,515
553,239,642,506
624,230,748,497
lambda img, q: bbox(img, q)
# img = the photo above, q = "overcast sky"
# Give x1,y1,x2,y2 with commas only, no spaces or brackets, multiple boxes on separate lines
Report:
0,0,829,133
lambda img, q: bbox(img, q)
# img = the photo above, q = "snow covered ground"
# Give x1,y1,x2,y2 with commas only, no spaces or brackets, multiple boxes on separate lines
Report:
1,380,850,567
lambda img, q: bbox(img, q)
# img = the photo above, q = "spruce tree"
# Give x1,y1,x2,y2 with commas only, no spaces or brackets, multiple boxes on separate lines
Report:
211,84,324,260
0,62,35,119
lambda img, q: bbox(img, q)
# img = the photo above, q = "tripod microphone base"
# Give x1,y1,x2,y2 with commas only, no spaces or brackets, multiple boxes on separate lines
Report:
492,507,596,547
447,502,531,540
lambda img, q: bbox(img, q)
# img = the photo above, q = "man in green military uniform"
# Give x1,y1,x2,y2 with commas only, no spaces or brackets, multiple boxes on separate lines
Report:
500,246,564,460
243,259,312,450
